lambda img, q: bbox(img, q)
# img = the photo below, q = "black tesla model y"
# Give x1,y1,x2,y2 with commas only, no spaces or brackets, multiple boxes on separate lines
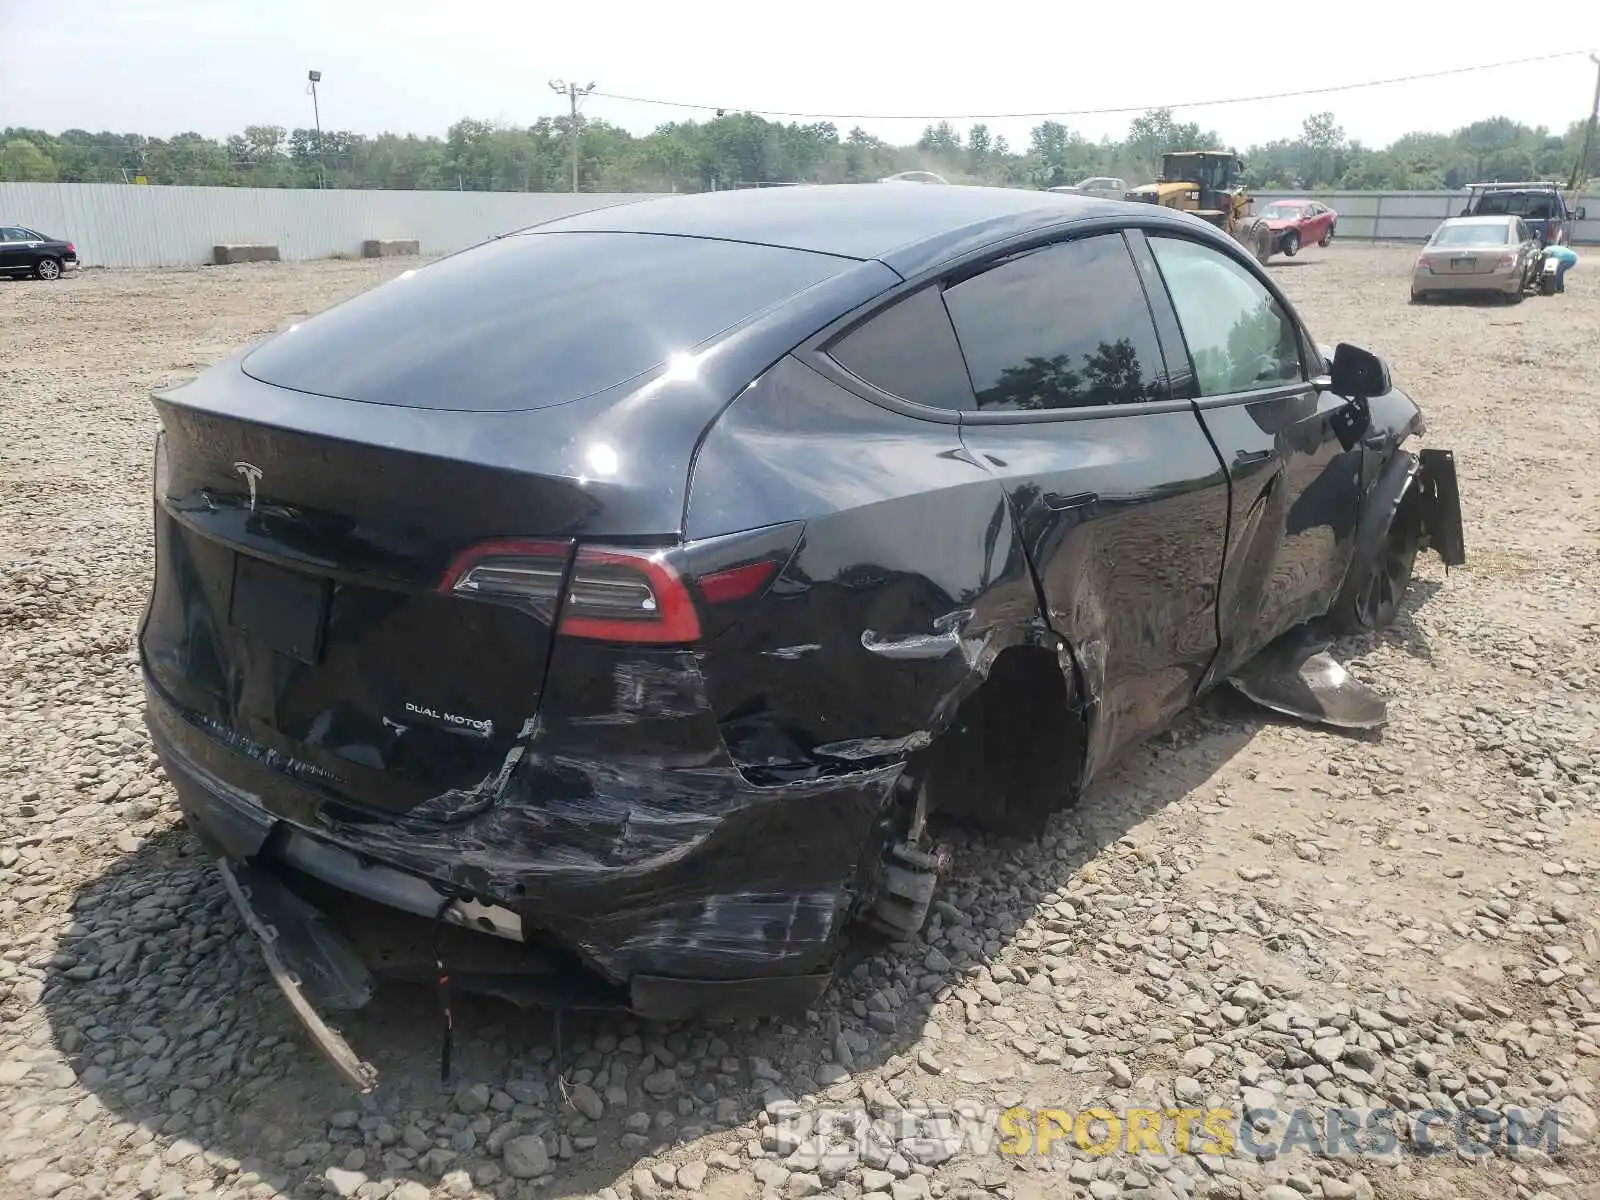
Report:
140,184,1464,1056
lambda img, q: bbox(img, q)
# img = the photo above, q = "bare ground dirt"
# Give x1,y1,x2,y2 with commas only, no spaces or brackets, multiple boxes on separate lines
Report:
1,246,1597,1200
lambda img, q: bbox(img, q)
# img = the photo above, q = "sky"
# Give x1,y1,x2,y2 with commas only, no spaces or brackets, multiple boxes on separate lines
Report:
3,0,1598,153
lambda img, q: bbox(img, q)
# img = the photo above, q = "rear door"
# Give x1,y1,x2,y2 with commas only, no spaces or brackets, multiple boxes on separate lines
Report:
0,228,30,271
948,230,1232,781
1141,231,1362,685
1306,203,1332,244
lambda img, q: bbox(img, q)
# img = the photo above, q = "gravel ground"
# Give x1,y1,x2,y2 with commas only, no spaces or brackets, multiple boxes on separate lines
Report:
1,246,1597,1200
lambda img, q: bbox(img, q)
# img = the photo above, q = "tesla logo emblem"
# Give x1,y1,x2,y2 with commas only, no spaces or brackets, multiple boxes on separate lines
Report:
232,461,262,512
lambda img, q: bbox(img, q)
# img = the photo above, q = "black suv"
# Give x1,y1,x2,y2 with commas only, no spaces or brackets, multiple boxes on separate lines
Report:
142,185,1467,1050
0,225,79,280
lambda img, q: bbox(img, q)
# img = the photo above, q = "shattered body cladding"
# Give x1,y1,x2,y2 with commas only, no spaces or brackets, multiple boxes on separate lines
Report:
138,185,1464,1074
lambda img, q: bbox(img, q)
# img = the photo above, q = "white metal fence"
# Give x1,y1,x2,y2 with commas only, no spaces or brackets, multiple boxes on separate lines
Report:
1254,189,1599,244
0,183,668,268
3,183,1595,269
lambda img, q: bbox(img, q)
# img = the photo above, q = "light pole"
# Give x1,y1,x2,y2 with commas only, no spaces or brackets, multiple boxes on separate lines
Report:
548,79,596,193
307,69,325,188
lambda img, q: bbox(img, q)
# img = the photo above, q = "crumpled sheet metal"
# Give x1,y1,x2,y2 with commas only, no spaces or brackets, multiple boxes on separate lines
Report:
149,652,899,987
1227,629,1388,730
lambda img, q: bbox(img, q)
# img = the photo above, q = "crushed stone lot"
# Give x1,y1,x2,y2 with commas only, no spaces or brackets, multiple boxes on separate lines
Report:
2,246,1598,1200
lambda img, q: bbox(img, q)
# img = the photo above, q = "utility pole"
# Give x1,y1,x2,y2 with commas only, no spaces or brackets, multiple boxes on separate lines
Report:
548,79,595,193
307,70,325,188
1571,53,1600,194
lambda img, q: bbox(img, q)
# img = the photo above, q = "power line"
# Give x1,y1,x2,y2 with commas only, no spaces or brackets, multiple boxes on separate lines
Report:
590,49,1595,124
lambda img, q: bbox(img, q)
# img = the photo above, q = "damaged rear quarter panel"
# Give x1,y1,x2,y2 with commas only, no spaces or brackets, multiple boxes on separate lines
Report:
149,650,899,986
685,355,1048,781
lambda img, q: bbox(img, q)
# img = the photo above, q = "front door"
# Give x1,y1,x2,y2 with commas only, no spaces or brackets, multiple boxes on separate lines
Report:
1141,231,1363,685
947,230,1232,782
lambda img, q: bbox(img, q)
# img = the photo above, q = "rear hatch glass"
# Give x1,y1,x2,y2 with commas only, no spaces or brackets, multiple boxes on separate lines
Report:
241,230,850,412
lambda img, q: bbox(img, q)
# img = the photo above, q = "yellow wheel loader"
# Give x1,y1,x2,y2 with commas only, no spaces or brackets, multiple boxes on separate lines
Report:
1125,151,1274,265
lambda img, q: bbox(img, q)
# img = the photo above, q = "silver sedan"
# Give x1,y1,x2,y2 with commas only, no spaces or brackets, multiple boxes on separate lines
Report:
1411,215,1539,303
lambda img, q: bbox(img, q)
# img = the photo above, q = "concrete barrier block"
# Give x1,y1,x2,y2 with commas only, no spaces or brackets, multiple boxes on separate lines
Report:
361,239,420,258
212,244,281,265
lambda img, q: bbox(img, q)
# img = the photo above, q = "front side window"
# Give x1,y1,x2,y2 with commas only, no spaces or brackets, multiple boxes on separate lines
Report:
1148,235,1303,397
941,233,1168,412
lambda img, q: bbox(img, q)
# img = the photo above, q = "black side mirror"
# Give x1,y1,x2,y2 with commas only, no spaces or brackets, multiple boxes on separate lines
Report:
1324,343,1388,451
1578,206,1588,221
1330,343,1390,402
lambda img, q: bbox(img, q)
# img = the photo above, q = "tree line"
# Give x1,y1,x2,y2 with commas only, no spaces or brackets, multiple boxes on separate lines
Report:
2,107,1594,194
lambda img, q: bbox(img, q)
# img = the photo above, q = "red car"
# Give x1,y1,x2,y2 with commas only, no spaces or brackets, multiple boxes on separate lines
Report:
1258,199,1338,257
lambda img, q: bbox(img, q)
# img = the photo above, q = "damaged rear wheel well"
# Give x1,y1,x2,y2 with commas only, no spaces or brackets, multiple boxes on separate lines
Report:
910,644,1084,840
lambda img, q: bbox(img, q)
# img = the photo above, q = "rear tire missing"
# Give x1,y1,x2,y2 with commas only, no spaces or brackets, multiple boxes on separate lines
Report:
909,645,1083,840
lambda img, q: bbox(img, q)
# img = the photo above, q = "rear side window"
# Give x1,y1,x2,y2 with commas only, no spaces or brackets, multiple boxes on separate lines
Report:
1148,235,1303,397
941,233,1168,411
826,287,974,412
241,231,850,412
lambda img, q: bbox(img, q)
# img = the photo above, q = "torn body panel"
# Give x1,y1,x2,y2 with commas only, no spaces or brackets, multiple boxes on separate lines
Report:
1193,385,1364,690
958,407,1230,787
1345,386,1463,570
217,857,378,1093
1227,625,1389,730
1221,386,1463,729
686,356,1055,784
149,658,896,994
1414,449,1465,569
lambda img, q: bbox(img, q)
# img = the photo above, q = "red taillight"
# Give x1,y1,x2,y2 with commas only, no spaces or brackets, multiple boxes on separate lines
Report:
442,534,794,645
696,558,779,604
560,546,701,644
439,538,571,609
440,540,701,644
1415,255,1432,273
67,243,76,254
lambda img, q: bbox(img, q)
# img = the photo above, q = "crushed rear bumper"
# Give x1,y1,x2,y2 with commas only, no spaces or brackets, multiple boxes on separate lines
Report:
146,676,898,1025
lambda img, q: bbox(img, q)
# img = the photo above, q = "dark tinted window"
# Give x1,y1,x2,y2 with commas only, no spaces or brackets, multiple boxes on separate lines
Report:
1148,235,1303,397
827,287,974,411
241,231,849,412
941,234,1167,411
